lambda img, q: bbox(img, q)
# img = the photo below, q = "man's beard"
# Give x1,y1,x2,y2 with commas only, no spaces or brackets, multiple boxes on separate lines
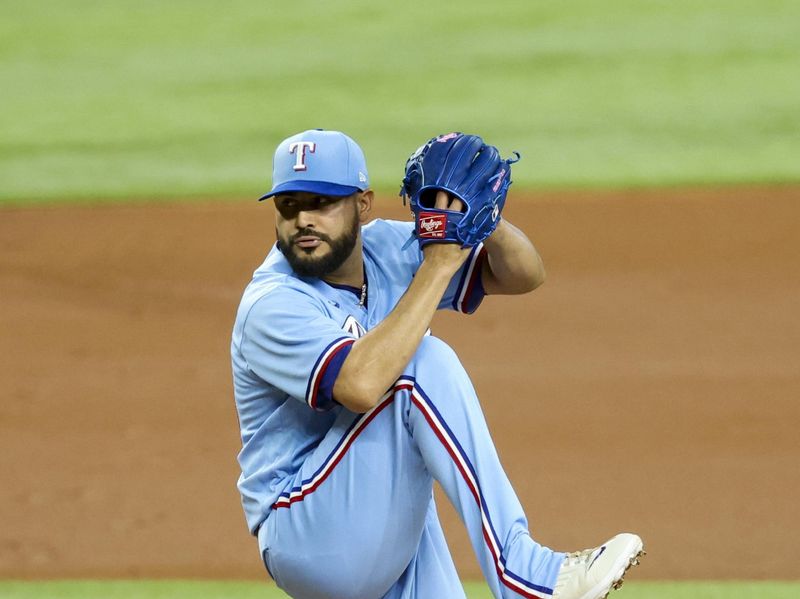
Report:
278,210,360,278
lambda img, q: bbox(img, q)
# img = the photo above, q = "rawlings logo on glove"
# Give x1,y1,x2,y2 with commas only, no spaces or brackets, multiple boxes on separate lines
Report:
400,132,519,249
418,212,447,238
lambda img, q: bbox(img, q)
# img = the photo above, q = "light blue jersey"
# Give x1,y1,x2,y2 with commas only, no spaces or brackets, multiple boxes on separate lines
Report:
232,218,564,599
232,219,486,534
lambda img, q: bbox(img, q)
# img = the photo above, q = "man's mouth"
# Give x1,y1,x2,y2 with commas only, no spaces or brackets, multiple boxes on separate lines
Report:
294,235,323,249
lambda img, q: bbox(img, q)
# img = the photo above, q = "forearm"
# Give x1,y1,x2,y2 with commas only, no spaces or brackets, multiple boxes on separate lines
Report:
482,219,545,295
333,258,461,412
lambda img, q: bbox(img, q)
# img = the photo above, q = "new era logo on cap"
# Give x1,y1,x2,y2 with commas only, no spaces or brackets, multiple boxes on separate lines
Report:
258,129,370,201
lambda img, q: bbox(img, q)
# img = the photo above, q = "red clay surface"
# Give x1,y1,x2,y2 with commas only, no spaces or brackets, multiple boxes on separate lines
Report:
1,187,798,581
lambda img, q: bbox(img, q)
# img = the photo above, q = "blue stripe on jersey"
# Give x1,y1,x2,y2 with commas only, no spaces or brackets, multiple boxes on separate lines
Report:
273,389,397,507
304,337,355,410
317,341,353,408
410,380,555,598
276,413,363,503
452,243,487,313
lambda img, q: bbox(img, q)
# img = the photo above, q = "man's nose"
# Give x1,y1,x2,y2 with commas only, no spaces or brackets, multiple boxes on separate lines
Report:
295,207,316,228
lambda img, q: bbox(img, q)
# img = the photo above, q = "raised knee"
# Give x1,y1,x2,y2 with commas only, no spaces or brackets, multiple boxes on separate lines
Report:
404,336,465,379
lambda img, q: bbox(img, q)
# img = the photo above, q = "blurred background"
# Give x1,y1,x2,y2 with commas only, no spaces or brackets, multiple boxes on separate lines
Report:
2,0,799,203
2,0,799,596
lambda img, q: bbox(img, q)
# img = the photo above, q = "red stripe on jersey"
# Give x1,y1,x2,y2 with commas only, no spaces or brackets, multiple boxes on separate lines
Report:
307,338,355,410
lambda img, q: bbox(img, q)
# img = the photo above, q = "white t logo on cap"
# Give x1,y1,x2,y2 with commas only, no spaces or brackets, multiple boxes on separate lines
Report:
289,141,316,171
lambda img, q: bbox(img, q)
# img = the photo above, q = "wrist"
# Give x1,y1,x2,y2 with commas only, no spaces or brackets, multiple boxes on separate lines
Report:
418,255,462,281
421,243,470,273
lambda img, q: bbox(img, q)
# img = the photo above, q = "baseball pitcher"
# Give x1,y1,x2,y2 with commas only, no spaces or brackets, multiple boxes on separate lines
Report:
231,129,643,598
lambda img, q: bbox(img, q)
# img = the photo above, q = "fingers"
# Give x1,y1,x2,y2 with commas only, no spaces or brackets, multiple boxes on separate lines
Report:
434,190,465,212
434,190,449,210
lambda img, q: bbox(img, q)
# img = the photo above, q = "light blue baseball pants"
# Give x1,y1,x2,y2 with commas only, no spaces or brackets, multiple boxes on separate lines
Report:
259,336,564,599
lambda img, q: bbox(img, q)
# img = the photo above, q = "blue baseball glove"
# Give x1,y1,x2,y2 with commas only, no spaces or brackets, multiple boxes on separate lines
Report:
400,132,519,248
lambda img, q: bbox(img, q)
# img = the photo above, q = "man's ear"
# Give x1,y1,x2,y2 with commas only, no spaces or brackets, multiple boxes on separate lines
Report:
357,190,373,222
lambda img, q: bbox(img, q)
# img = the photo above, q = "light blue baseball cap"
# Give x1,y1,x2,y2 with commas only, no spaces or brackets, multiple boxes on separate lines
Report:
258,129,370,201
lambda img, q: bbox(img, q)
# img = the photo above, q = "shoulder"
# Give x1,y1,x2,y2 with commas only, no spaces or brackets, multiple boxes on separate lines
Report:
235,252,327,333
362,219,423,276
363,218,413,238
233,276,330,354
242,276,324,319
362,218,416,252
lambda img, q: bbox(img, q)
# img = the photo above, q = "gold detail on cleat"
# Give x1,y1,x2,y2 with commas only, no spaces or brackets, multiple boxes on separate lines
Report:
607,549,644,596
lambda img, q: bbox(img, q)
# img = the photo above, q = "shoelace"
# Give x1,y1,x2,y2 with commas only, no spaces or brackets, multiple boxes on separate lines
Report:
554,547,600,595
562,547,599,567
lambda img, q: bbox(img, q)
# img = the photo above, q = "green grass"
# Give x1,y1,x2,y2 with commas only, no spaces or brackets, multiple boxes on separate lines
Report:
1,580,799,598
1,0,799,203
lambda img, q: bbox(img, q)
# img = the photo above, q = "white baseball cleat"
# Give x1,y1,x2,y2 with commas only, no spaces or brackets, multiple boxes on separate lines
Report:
552,533,644,599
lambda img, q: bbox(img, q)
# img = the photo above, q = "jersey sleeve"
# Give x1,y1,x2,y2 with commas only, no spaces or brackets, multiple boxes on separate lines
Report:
238,289,355,411
438,242,488,314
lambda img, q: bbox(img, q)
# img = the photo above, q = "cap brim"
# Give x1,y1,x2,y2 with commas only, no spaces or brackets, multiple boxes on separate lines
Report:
258,180,361,201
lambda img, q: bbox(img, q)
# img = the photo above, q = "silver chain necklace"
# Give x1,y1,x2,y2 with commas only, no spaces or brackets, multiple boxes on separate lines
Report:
358,282,367,307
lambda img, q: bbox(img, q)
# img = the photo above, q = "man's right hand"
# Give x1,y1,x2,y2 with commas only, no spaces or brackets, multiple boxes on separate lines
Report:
421,191,471,272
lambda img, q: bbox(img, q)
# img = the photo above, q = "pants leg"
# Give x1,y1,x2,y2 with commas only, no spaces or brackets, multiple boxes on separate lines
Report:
381,497,467,599
262,385,444,599
261,336,563,599
403,337,564,598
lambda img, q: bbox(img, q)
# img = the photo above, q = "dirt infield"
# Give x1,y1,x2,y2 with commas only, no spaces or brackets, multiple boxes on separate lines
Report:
2,187,798,581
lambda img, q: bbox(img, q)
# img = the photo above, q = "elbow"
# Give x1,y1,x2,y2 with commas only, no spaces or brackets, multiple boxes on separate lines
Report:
529,266,546,291
342,393,380,414
515,265,546,294
333,378,382,413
